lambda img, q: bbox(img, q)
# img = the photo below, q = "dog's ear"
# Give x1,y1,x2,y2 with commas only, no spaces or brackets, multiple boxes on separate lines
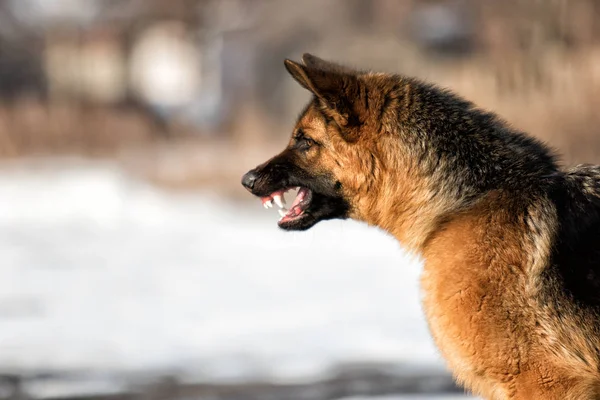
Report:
283,58,319,93
301,53,351,73
284,56,361,130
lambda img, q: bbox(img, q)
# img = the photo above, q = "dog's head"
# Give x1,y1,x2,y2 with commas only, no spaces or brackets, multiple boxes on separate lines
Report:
241,54,394,231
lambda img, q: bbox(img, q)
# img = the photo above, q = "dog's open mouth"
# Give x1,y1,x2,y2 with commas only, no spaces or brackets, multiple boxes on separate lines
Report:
260,187,313,226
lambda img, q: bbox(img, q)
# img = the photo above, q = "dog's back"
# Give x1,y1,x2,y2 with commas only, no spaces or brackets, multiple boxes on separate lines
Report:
553,165,600,308
540,166,600,386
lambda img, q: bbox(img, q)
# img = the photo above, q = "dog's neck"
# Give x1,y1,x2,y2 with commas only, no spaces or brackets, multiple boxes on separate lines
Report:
354,166,471,253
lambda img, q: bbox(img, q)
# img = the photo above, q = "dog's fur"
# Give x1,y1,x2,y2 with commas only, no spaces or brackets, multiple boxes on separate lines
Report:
241,54,600,399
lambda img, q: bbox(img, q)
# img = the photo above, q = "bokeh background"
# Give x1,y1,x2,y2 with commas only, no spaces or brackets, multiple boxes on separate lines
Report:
0,1,599,399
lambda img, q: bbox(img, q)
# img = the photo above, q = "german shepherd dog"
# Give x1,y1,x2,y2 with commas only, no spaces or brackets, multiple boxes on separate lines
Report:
241,54,600,399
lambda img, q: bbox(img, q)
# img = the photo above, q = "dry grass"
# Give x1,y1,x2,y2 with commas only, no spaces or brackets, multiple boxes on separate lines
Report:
0,98,162,158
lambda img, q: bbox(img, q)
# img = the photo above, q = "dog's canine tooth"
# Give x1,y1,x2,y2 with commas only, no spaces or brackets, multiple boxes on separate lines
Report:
278,209,286,217
265,200,273,208
274,195,285,208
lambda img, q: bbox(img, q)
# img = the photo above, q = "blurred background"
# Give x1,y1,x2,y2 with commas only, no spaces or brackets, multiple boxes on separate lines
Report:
0,0,599,399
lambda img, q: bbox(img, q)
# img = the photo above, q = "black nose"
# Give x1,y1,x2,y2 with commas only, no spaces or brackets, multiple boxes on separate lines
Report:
241,170,258,190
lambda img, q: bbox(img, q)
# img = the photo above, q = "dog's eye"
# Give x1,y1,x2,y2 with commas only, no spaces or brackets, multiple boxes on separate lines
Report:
295,135,316,150
303,138,315,147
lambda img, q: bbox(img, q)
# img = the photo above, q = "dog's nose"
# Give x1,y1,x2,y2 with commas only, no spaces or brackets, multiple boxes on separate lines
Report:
241,170,258,190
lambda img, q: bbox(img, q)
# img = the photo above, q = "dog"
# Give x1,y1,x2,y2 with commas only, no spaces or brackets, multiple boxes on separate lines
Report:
241,54,600,399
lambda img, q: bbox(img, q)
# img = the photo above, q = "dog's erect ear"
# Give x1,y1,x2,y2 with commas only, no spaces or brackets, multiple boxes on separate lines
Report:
284,56,361,129
301,53,351,73
283,58,318,92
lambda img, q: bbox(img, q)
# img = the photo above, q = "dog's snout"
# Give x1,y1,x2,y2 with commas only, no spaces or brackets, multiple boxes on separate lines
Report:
241,170,259,191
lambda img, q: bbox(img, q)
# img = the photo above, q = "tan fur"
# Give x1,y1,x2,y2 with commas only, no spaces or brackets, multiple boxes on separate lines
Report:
249,55,600,399
293,88,600,399
420,193,593,399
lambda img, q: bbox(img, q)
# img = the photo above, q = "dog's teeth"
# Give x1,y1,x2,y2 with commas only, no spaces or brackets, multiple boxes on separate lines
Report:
274,195,285,208
265,200,273,208
263,203,269,209
278,209,286,217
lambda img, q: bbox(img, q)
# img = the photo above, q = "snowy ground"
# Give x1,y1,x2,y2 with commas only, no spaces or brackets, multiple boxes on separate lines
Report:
0,160,472,399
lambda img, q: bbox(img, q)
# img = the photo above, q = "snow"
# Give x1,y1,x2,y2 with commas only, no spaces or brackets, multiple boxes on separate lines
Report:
0,161,465,397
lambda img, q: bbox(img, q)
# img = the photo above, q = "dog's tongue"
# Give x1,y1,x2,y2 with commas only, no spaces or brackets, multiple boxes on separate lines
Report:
290,188,308,209
282,188,309,220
